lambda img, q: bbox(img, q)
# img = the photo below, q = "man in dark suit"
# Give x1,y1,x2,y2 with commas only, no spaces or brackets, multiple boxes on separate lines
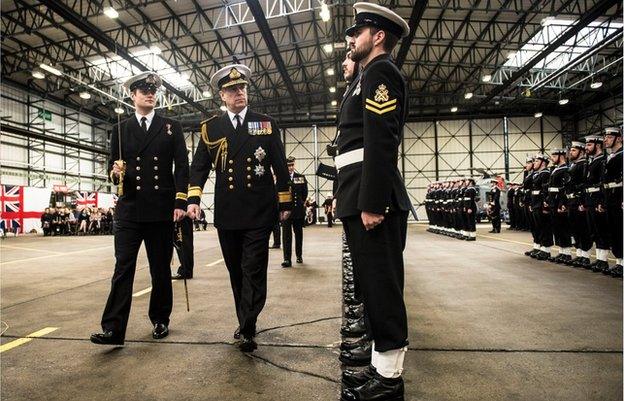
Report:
281,156,308,267
90,72,188,346
186,64,292,353
335,4,412,400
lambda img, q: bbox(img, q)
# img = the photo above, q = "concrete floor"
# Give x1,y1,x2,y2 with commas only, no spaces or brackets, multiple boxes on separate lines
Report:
0,223,621,401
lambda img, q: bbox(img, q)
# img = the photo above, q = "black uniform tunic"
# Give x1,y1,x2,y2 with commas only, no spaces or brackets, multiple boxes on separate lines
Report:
565,158,591,251
603,148,622,258
547,164,572,248
584,154,609,250
282,172,308,262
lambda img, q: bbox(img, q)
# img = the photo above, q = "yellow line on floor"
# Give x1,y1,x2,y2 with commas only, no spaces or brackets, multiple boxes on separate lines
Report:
0,244,63,254
0,245,113,266
0,327,59,353
132,287,152,297
206,258,224,267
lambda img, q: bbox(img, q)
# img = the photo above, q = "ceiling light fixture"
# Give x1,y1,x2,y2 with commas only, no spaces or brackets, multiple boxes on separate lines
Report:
202,90,212,98
79,91,91,100
104,7,119,19
451,106,458,112
464,92,473,99
323,43,333,54
114,107,125,114
534,112,543,118
329,86,336,93
590,81,603,89
558,98,569,105
331,100,337,106
327,68,335,76
319,2,330,22
482,74,492,82
31,70,45,79
39,63,63,76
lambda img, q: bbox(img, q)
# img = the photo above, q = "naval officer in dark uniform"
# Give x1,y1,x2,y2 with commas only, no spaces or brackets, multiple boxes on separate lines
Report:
335,4,412,400
90,72,189,345
281,156,308,267
186,64,292,353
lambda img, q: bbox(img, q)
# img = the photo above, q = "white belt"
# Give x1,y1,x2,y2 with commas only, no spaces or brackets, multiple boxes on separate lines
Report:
462,197,471,201
604,182,622,189
566,193,577,199
585,187,601,193
335,148,364,170
548,187,560,193
531,190,541,195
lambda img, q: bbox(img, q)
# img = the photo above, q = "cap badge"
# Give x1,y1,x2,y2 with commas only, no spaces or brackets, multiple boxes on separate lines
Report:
229,68,241,79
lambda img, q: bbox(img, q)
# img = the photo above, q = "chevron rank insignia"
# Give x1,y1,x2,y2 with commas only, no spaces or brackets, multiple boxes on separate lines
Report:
365,84,396,115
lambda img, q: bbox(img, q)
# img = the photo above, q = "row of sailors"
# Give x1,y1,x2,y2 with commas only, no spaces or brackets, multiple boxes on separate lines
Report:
512,127,622,277
423,178,480,240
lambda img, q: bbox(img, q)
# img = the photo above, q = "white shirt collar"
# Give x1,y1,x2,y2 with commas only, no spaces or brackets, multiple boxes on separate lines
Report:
135,109,156,128
227,107,248,129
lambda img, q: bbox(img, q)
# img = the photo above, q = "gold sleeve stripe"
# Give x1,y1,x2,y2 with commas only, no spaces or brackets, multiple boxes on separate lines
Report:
365,98,397,109
176,192,188,200
188,187,203,198
365,104,397,115
188,185,202,191
278,191,292,203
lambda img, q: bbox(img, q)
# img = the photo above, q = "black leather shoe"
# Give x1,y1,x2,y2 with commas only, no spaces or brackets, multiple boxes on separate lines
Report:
342,365,376,388
233,326,241,339
576,257,591,269
609,264,623,278
557,254,571,264
344,284,355,293
172,273,191,280
466,237,476,241
296,257,303,263
152,323,169,339
592,260,609,273
535,251,550,261
340,334,371,351
339,341,372,366
344,294,361,306
239,335,257,353
341,318,366,337
566,256,581,266
345,304,365,320
281,260,292,268
340,372,404,401
90,331,124,345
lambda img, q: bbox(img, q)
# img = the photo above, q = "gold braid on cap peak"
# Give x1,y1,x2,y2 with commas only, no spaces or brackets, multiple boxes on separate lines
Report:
200,116,228,172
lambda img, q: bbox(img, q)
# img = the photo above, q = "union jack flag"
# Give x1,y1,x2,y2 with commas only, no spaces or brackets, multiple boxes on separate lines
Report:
1,185,23,231
75,191,98,207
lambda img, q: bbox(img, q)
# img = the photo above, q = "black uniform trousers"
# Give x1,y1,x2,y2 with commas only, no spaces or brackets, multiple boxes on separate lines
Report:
101,220,174,337
342,211,408,352
570,207,592,251
490,208,501,232
175,216,194,278
606,193,623,259
552,210,572,248
282,218,304,261
532,208,554,247
587,207,610,250
271,221,281,247
217,227,271,337
466,209,476,232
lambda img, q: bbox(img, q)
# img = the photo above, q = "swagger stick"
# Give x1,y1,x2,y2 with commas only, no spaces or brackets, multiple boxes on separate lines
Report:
174,223,190,311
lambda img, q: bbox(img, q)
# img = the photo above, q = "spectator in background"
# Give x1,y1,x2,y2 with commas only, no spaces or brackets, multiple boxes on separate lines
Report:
78,207,90,235
322,193,334,227
41,208,53,236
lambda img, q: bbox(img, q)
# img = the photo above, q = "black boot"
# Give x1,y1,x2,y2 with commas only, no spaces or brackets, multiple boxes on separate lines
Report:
345,304,365,320
340,371,404,401
342,365,376,388
609,264,623,278
535,251,551,261
341,334,371,351
339,341,372,366
341,318,367,337
557,254,572,264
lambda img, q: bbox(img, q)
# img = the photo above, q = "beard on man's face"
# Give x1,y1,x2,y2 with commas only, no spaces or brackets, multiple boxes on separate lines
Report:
350,38,373,63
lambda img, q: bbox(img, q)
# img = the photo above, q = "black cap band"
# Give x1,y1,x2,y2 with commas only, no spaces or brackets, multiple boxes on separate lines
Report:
345,12,403,39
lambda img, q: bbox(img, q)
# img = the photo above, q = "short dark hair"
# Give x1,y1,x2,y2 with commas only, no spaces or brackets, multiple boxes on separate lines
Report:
369,27,400,52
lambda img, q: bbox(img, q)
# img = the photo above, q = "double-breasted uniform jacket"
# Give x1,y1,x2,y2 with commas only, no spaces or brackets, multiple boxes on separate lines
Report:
486,187,501,212
187,110,292,230
335,53,411,219
531,169,551,210
288,172,308,220
464,186,478,211
109,114,189,222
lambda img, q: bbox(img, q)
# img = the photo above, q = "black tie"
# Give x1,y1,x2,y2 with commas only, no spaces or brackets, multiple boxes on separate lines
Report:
235,114,242,130
141,116,147,133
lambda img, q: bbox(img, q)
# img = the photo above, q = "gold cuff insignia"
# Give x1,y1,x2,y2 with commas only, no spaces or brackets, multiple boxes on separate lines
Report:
188,187,202,198
176,192,188,200
278,191,292,203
